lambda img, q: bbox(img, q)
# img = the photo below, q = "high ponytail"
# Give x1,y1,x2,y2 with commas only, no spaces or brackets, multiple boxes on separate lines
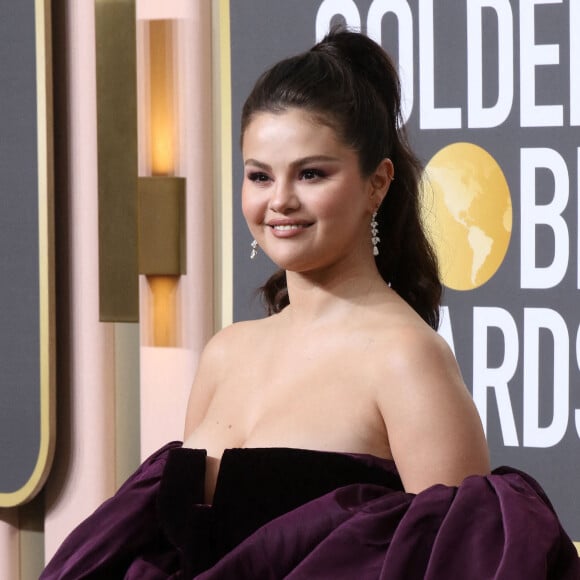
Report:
242,27,442,330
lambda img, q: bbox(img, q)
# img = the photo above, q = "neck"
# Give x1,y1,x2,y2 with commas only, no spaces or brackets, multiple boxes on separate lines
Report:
282,259,387,327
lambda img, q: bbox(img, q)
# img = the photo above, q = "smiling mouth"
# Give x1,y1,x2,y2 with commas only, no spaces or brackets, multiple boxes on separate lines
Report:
270,224,310,231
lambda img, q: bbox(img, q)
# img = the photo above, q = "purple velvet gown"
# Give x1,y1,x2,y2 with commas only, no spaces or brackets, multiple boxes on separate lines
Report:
41,442,580,579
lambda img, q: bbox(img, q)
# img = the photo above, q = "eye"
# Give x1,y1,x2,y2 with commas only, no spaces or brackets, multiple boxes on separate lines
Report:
300,168,326,181
247,171,270,183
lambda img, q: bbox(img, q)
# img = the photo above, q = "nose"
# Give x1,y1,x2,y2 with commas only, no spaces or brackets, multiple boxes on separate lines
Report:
269,180,300,213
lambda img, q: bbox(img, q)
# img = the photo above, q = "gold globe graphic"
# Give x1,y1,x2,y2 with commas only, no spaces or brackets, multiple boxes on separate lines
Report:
421,142,512,291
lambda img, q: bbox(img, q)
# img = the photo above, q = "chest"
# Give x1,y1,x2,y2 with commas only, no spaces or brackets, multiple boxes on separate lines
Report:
196,340,386,453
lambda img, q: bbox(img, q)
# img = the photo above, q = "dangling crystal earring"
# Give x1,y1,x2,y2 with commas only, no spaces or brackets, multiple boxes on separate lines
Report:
371,212,380,256
250,239,258,260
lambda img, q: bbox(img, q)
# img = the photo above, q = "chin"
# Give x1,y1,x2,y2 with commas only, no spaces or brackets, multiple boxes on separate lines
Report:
267,255,313,273
261,245,331,274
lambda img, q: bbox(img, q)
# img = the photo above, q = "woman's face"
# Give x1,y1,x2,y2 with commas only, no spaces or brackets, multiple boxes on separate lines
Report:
241,108,389,274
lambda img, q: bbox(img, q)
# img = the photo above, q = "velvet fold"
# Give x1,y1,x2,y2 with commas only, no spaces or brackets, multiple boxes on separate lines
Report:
41,442,580,579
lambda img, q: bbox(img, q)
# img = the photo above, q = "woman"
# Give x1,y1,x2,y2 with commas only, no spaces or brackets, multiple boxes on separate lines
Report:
42,28,579,579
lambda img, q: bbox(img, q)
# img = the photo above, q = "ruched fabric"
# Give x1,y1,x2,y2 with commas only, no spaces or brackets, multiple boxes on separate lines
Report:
41,442,580,579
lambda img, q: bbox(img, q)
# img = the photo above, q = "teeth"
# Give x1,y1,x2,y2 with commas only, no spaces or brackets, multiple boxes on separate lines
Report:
272,224,305,230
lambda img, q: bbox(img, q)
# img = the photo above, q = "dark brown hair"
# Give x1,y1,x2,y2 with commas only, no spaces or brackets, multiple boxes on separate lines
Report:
241,28,442,330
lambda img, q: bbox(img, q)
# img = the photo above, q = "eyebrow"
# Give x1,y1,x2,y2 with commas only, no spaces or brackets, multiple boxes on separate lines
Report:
244,155,341,171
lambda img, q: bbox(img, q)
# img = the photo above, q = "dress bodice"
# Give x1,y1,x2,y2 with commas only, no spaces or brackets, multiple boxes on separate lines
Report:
158,447,404,575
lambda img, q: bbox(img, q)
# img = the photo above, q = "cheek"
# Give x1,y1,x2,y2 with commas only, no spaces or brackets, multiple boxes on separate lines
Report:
241,188,262,224
314,194,356,221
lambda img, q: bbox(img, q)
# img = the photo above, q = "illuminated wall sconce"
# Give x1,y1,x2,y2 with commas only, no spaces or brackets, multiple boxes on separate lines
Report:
96,2,186,347
138,18,186,347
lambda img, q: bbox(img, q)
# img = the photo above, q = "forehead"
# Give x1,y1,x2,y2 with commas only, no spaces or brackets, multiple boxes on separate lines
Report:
242,108,343,151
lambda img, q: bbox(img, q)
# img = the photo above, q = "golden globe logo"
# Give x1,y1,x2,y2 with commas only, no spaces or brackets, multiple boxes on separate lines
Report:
421,143,512,291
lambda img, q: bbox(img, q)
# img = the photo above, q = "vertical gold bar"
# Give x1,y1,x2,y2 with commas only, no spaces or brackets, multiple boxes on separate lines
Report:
95,0,139,322
213,0,233,330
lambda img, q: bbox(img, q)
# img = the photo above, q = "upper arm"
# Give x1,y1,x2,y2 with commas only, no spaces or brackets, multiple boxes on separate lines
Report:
377,329,490,493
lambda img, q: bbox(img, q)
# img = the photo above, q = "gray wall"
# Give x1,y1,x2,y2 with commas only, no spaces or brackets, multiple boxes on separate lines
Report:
0,2,42,494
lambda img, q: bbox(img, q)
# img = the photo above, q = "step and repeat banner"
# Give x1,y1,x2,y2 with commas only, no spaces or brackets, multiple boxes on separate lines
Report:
225,0,579,539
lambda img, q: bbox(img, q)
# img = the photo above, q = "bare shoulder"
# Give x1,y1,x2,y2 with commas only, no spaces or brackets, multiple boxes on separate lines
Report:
372,321,467,422
183,318,269,438
373,319,490,493
380,320,459,378
202,318,265,359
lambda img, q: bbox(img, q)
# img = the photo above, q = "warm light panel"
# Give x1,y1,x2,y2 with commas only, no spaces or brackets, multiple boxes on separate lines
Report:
149,20,175,176
147,275,179,347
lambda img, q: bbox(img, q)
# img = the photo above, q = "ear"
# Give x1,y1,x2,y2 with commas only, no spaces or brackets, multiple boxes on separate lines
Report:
369,158,395,208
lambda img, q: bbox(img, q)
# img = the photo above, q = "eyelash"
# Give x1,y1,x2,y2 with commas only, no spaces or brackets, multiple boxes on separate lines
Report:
247,172,270,183
300,168,326,180
246,168,327,183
